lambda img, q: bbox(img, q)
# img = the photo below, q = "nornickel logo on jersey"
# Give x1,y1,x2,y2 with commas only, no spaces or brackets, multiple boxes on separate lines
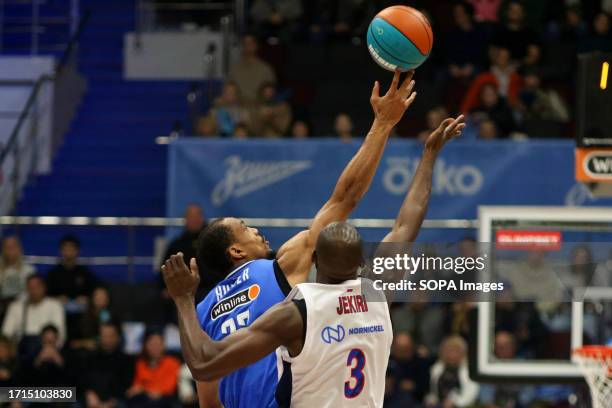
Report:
321,325,346,344
211,284,260,320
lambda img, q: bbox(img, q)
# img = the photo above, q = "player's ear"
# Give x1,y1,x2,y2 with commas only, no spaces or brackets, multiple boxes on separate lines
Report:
228,244,245,261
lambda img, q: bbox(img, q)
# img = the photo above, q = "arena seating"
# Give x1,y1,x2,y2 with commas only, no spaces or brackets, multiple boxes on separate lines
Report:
7,0,207,282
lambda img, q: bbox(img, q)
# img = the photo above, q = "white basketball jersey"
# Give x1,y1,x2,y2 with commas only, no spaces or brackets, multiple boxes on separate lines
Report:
279,278,393,408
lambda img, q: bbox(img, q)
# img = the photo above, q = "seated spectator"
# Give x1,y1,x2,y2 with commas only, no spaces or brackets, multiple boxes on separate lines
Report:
17,325,69,386
478,119,499,139
579,12,612,53
252,82,292,137
467,0,501,23
548,5,588,43
425,335,479,408
331,0,376,40
194,116,217,137
46,235,97,305
228,35,277,104
126,329,180,407
82,322,133,408
492,1,541,66
334,113,354,142
460,47,523,114
594,248,612,288
469,83,517,136
445,2,488,80
517,73,570,123
161,204,206,315
208,82,250,137
0,235,35,317
233,122,250,139
250,0,303,43
290,120,311,138
0,335,17,386
387,332,432,405
391,290,446,355
178,364,198,408
2,275,66,353
162,204,206,267
479,331,537,406
418,106,449,142
71,286,114,351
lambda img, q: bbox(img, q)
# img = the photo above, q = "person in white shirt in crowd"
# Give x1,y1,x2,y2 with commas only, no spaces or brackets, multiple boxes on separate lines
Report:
1,275,66,350
426,335,479,408
0,236,35,308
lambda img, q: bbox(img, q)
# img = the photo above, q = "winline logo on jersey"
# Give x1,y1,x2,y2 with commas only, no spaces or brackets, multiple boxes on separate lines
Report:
211,284,260,320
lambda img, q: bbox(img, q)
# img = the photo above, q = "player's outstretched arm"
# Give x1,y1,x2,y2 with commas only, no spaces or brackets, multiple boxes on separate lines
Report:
161,253,303,382
382,115,465,243
187,301,302,381
277,69,418,286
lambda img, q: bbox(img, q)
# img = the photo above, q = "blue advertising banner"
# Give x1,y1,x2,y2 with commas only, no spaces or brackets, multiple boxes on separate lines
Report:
167,139,612,245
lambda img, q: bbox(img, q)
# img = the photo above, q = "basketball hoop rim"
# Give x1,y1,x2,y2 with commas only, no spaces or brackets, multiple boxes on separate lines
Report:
574,345,612,360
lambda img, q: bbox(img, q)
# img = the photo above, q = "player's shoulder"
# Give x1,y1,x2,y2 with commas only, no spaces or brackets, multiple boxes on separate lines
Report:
246,258,275,272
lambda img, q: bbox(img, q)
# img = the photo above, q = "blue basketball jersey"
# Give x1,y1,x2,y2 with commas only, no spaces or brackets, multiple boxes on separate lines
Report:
196,259,291,408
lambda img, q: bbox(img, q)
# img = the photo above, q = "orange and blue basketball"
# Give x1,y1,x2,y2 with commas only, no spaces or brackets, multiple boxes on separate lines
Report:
367,6,433,71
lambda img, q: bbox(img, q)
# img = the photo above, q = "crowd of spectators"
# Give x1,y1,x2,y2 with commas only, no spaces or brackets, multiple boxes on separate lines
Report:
187,0,611,140
0,233,198,407
2,224,611,407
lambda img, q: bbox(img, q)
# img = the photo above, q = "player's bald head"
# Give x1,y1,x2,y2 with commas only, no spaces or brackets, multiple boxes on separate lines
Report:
314,222,363,283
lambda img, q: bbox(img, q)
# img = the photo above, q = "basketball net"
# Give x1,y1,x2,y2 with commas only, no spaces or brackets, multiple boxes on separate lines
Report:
574,346,612,408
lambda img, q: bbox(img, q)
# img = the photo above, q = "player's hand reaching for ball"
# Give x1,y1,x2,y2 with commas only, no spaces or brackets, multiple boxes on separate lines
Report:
161,252,200,301
424,114,466,154
370,69,417,128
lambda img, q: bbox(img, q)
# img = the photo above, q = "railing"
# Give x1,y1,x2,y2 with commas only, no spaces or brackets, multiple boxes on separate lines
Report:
0,216,478,281
0,11,89,217
0,0,81,54
136,0,246,34
0,216,479,229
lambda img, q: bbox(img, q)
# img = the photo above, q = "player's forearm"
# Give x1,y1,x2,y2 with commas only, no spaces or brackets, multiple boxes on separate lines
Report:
331,119,393,206
391,147,437,241
174,296,220,378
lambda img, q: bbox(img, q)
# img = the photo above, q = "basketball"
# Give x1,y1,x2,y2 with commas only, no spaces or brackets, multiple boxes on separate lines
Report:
367,5,433,72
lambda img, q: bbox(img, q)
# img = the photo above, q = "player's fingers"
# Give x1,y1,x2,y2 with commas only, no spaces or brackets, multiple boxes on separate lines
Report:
449,124,466,140
370,81,380,100
170,253,181,272
190,258,199,276
437,118,454,133
389,69,401,93
405,69,415,83
404,91,417,108
401,79,416,99
176,252,187,272
444,115,464,136
163,259,172,276
400,69,415,95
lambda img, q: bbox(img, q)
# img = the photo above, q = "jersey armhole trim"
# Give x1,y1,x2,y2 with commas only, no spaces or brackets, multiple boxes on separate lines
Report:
274,260,292,296
292,299,307,346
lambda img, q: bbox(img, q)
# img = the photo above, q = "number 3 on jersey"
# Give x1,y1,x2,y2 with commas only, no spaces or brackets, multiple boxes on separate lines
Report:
221,310,250,335
344,348,366,398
